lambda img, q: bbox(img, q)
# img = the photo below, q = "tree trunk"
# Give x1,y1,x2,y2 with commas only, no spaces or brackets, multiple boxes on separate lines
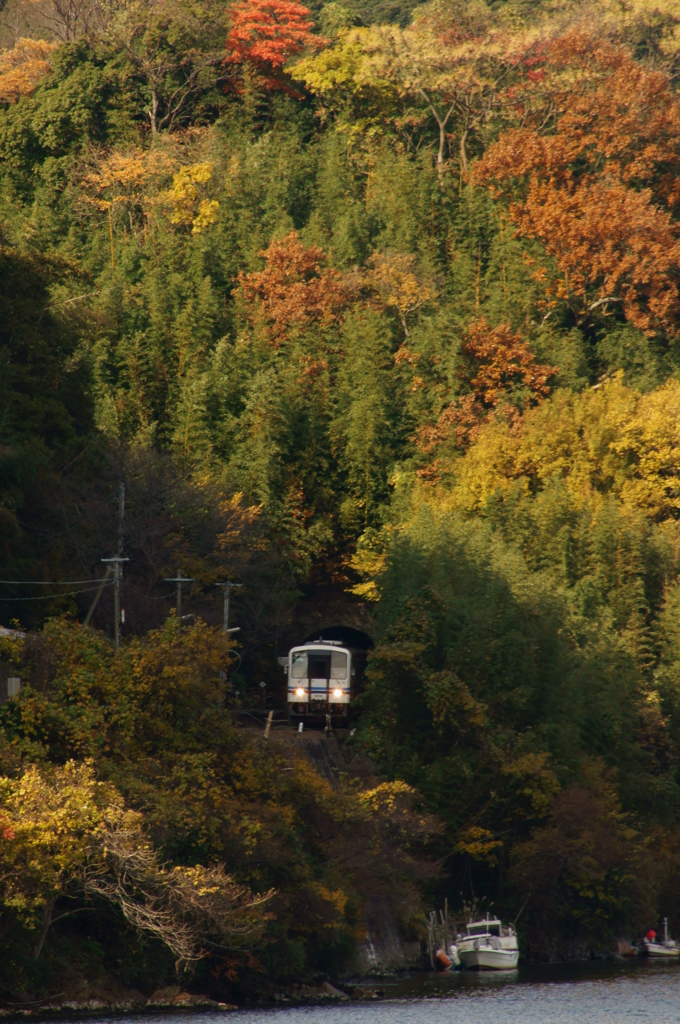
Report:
459,129,469,178
437,119,447,182
148,89,159,135
34,898,55,959
420,92,455,186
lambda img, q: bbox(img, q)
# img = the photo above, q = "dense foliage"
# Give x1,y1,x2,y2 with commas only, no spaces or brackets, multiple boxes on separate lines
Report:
4,0,680,989
0,620,437,996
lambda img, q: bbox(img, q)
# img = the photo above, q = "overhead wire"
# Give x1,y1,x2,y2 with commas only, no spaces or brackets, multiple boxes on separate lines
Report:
0,578,113,585
0,582,115,601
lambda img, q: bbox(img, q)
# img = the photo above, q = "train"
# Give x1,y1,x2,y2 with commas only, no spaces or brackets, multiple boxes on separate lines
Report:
284,631,370,726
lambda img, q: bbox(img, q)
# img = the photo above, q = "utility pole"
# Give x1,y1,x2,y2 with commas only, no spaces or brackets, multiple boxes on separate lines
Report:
215,582,242,710
102,483,128,650
102,556,129,650
163,569,194,622
117,482,125,559
215,581,243,634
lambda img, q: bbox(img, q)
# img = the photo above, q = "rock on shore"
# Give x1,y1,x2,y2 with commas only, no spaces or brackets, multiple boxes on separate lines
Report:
0,978,237,1015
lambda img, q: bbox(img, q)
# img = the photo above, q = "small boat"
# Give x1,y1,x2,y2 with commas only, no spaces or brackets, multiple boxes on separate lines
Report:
642,918,680,958
456,914,519,971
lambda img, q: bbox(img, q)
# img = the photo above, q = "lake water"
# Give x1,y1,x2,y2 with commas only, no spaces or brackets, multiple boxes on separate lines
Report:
231,961,680,1024
53,961,680,1024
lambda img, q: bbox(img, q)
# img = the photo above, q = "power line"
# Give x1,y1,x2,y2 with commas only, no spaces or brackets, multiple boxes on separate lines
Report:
0,579,112,586
0,582,114,601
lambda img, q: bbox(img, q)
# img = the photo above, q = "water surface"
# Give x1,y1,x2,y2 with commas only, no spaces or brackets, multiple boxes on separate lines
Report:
235,961,680,1023
56,961,680,1024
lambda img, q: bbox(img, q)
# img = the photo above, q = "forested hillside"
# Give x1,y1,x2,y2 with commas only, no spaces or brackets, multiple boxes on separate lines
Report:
3,0,680,998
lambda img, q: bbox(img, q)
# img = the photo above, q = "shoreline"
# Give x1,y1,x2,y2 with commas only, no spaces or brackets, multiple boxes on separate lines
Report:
1,960,676,1020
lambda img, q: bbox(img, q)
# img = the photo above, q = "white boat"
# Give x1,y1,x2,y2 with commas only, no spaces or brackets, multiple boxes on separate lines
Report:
643,918,680,958
456,915,519,971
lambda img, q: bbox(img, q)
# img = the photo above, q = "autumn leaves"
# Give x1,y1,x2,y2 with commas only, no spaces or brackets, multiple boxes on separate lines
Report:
415,319,556,471
225,0,325,93
477,33,680,338
0,760,268,964
237,232,437,347
0,39,55,104
11,0,680,357
7,1,680,538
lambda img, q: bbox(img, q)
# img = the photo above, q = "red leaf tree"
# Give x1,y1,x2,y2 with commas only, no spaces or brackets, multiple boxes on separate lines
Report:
476,32,680,336
237,231,356,343
224,0,324,91
417,318,556,461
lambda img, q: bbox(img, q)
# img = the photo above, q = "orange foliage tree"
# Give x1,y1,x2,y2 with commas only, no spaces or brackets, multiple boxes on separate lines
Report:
476,32,680,336
237,231,356,342
417,317,555,459
224,0,325,91
0,39,55,104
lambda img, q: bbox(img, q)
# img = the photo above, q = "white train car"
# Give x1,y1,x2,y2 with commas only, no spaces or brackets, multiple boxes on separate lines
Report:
286,638,356,725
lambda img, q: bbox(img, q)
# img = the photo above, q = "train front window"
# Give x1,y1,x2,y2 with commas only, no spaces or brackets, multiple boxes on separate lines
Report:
309,657,329,679
291,653,308,678
330,652,348,679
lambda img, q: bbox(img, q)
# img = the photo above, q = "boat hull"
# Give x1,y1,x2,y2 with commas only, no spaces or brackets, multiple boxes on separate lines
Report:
459,947,519,971
643,941,680,958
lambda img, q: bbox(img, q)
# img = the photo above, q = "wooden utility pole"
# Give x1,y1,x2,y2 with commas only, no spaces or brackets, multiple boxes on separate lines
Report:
215,581,243,634
215,582,242,709
163,569,194,622
102,556,128,649
102,483,128,650
117,482,125,557
427,911,436,968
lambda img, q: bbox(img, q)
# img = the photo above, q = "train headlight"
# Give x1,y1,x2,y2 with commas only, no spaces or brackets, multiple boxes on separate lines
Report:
295,688,306,697
333,688,343,698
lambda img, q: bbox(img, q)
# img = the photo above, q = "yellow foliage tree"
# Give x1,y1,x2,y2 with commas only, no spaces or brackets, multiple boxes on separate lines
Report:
0,759,270,963
293,5,536,179
445,376,680,524
157,162,220,234
0,618,442,972
366,251,436,337
81,147,175,263
0,38,55,104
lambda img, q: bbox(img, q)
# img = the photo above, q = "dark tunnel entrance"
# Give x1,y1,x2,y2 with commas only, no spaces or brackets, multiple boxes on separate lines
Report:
302,625,374,651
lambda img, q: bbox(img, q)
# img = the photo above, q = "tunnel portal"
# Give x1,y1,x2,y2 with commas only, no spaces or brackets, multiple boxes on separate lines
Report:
302,625,374,651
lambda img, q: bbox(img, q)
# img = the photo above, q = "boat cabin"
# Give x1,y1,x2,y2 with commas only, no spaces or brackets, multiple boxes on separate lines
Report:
467,919,502,937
